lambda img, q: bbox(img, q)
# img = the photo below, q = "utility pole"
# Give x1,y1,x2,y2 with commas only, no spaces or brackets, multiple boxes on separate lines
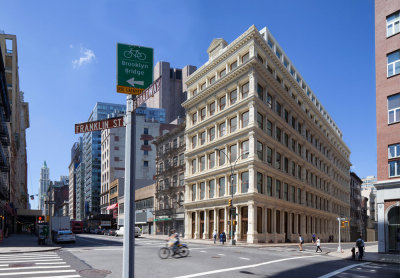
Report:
123,95,136,278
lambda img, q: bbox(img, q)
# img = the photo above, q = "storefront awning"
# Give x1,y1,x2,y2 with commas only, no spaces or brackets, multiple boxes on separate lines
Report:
106,203,118,210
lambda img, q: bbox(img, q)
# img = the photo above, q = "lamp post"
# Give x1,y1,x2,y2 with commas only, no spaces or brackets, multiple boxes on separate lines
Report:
215,147,249,245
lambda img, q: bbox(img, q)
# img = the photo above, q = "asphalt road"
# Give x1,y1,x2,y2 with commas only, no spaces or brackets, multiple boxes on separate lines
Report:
43,234,398,278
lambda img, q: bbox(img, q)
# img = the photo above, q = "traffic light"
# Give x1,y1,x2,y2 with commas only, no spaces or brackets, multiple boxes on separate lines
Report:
341,220,349,228
228,199,232,207
232,220,236,226
38,216,43,222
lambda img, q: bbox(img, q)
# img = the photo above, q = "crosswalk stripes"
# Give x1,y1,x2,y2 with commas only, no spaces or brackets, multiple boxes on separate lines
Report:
0,251,81,277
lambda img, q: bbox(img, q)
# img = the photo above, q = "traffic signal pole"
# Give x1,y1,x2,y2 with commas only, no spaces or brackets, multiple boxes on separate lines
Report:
123,95,136,278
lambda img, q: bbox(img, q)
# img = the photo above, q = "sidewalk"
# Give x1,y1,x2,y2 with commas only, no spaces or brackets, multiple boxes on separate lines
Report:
327,244,400,265
142,234,400,264
0,233,61,254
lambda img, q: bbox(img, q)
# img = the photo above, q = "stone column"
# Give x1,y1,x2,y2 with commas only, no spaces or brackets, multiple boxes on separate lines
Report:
214,208,218,233
194,211,199,239
247,202,257,243
248,165,255,193
184,211,191,239
204,209,209,239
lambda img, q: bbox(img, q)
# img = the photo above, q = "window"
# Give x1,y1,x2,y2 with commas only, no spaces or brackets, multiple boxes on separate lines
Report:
219,149,225,166
230,117,237,132
257,172,263,194
297,188,301,204
267,147,272,165
209,102,215,116
242,52,250,63
192,135,197,148
144,140,149,146
173,175,178,187
389,143,400,159
266,93,273,109
220,68,226,78
192,112,197,124
192,184,196,201
275,48,282,59
200,108,206,121
284,110,289,123
389,159,400,177
201,82,206,90
284,183,288,201
230,144,237,162
209,179,215,198
209,127,215,141
257,141,263,160
144,150,148,156
209,152,215,169
219,122,226,137
257,54,264,64
242,82,249,98
284,157,289,173
115,136,119,141
387,11,400,37
292,116,296,129
144,128,148,134
230,89,237,105
173,156,178,166
276,127,282,142
388,93,400,124
241,140,249,159
219,177,225,196
257,84,264,100
173,138,178,148
192,159,197,174
387,50,400,77
210,76,216,85
276,179,281,199
276,101,282,116
230,61,237,71
241,172,249,193
242,111,249,127
220,96,226,110
290,186,295,202
200,156,205,171
267,120,273,136
200,182,205,199
144,161,148,167
284,133,289,147
179,173,184,186
179,153,184,165
257,113,264,129
267,176,272,196
276,152,281,170
200,131,206,145
193,89,197,96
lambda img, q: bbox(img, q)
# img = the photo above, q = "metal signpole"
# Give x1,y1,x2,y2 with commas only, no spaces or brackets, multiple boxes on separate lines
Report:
123,95,136,278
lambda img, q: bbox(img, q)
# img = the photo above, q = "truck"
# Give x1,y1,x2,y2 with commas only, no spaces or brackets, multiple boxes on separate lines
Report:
50,216,70,241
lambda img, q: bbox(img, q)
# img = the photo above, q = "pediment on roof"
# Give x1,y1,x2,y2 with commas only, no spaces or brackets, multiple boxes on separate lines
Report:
207,38,228,59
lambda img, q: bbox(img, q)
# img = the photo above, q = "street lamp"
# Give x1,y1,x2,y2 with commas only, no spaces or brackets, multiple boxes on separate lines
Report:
215,147,249,245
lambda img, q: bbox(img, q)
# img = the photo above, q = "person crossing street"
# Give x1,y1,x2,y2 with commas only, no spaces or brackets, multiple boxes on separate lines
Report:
315,237,322,253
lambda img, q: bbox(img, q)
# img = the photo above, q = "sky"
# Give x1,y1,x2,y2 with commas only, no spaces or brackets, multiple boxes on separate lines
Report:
0,0,376,209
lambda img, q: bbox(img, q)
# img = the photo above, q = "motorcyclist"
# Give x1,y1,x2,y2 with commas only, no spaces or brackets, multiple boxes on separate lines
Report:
169,229,180,254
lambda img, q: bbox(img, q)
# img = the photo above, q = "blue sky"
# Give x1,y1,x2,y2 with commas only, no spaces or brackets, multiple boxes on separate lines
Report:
0,0,376,209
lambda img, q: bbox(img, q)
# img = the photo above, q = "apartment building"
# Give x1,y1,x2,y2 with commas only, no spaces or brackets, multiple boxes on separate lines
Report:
153,121,186,235
68,137,83,220
0,34,30,221
0,42,11,233
350,172,363,241
144,61,196,123
182,26,351,243
375,0,400,253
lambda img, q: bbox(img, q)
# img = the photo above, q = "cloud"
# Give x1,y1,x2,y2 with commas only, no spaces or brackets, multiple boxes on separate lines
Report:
72,47,96,68
69,44,74,49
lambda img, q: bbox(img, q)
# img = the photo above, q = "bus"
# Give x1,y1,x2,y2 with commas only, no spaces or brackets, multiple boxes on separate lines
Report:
70,220,83,234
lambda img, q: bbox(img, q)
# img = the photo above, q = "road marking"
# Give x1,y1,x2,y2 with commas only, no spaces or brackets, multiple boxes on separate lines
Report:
27,276,81,278
174,255,319,278
239,257,250,260
0,259,63,263
0,269,76,276
317,262,370,278
218,254,225,256
0,265,70,271
35,262,67,265
200,251,207,253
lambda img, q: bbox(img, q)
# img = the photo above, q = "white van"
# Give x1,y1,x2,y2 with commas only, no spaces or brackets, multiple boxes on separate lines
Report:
115,226,141,237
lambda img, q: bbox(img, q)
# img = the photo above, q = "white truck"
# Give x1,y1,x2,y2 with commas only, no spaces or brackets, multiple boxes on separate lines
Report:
50,216,71,242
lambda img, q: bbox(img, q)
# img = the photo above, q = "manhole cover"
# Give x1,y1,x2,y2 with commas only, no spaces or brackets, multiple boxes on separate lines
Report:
79,269,112,275
9,263,34,267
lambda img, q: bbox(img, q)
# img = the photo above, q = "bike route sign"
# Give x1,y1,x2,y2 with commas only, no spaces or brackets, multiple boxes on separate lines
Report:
117,43,153,95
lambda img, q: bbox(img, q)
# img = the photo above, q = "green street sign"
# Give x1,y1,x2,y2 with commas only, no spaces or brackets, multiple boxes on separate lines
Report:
117,43,153,95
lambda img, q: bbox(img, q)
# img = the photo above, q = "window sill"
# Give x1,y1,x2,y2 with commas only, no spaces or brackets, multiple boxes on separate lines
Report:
388,121,400,126
386,32,400,39
387,72,400,79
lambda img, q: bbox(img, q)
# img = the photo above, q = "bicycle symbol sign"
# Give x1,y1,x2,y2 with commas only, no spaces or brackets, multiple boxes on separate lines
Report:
117,43,153,95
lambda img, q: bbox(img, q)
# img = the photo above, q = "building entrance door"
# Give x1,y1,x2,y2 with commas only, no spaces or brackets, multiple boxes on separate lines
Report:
191,212,195,239
219,209,224,235
388,206,400,252
284,211,288,242
241,206,248,241
200,211,205,239
208,210,214,239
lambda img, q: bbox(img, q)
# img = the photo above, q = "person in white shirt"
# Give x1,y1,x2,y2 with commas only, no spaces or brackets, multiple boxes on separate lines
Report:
316,237,322,253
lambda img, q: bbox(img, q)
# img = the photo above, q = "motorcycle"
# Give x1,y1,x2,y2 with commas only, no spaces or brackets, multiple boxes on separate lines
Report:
159,241,189,259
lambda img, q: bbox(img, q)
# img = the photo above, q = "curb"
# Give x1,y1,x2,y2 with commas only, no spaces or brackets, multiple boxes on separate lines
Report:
0,246,62,254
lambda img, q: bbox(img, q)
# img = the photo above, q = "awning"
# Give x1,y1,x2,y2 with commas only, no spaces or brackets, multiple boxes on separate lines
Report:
106,203,118,210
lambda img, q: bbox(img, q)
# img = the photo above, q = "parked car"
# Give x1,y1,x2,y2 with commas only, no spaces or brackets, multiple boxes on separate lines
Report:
135,227,141,238
105,229,116,236
54,230,76,243
115,227,124,237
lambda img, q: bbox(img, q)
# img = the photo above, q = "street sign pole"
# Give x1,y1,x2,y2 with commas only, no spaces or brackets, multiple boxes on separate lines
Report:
123,95,136,278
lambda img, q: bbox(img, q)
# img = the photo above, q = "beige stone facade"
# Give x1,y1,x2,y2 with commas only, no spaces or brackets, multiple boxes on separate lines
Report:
182,26,351,244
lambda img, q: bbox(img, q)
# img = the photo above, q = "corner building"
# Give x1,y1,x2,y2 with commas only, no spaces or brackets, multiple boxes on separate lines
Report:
182,26,351,243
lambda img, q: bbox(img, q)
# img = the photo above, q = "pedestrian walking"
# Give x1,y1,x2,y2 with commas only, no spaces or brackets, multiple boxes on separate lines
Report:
312,233,316,243
356,235,365,260
315,237,322,253
220,231,226,245
213,230,217,244
299,234,304,251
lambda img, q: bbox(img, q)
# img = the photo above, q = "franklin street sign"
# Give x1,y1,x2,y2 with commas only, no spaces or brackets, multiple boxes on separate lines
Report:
75,116,125,134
